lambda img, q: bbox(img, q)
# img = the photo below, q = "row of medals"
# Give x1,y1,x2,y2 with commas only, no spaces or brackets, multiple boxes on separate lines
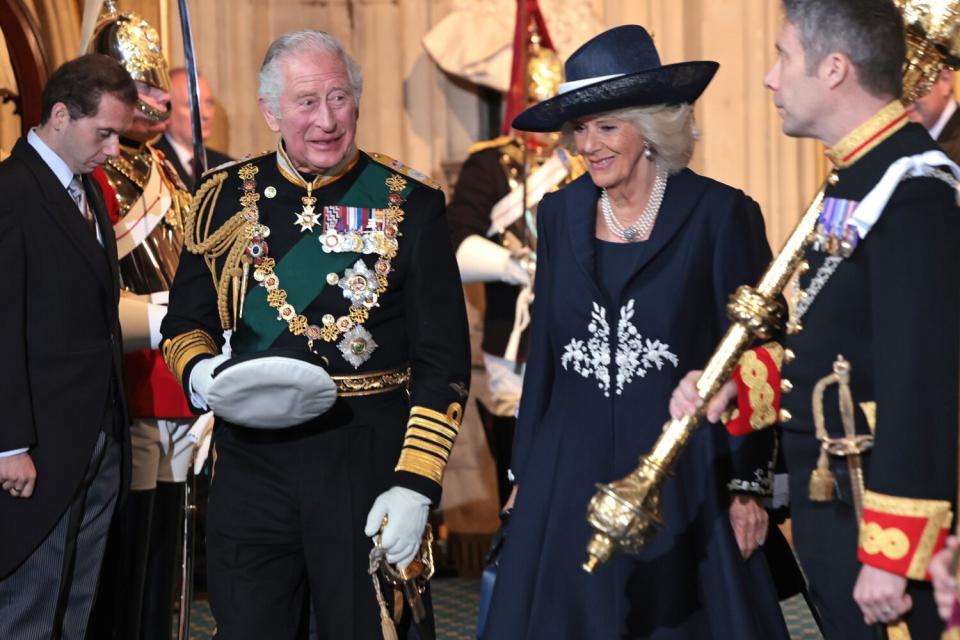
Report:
243,174,402,368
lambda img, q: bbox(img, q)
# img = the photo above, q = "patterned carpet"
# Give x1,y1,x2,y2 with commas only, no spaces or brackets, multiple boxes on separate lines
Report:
185,578,823,639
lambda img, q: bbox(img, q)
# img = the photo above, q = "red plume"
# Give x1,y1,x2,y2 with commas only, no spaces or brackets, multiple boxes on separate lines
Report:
502,0,557,134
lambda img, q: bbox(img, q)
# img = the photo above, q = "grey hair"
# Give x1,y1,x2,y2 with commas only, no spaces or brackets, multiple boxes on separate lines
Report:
258,30,363,117
782,0,904,99
560,103,699,175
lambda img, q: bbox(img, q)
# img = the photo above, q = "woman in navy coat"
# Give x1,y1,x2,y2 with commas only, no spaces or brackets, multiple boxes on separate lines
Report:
483,26,791,639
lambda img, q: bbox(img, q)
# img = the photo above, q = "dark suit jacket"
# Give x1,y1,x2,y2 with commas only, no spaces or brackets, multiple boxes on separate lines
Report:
152,134,232,192
937,103,960,164
0,138,129,578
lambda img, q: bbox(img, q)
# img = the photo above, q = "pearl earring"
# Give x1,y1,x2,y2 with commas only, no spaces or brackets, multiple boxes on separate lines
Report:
643,144,654,159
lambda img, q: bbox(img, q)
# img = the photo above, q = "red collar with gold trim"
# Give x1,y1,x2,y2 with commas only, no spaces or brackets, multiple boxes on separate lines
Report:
825,101,908,169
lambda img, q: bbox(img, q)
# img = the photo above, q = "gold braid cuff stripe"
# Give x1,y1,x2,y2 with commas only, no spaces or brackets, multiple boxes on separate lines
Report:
162,330,218,386
863,490,954,520
402,436,451,460
395,450,447,485
395,403,463,484
406,417,458,443
863,490,953,580
330,367,410,396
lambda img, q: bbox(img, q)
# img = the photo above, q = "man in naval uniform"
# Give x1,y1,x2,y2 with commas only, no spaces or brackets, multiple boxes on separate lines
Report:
161,30,470,639
85,5,198,640
672,0,959,637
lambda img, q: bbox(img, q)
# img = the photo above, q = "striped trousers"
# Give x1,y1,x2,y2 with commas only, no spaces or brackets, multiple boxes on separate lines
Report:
0,431,120,640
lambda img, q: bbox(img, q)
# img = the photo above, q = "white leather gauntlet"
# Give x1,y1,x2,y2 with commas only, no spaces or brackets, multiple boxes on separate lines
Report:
456,235,530,287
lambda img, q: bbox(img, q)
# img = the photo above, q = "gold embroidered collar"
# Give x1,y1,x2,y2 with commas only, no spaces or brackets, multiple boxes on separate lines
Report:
825,100,908,169
275,141,359,189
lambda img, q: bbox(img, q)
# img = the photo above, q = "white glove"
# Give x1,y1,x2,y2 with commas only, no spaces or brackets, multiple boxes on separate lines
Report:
188,354,230,411
456,235,530,287
364,486,431,569
118,294,168,351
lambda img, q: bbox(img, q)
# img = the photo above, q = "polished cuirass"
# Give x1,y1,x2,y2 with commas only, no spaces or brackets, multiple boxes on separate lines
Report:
101,141,188,294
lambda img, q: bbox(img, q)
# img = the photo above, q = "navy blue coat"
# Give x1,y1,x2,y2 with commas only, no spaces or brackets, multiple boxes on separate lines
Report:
485,169,790,639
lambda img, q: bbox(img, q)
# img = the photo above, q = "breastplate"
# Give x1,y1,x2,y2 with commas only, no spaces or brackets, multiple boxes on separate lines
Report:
102,143,187,294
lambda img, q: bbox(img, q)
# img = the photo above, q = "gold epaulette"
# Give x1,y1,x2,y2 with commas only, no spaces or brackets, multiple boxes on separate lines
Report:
199,149,272,180
466,135,516,156
184,162,259,330
367,151,441,190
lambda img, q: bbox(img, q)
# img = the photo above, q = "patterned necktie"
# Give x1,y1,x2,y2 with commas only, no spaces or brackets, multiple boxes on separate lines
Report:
67,175,96,231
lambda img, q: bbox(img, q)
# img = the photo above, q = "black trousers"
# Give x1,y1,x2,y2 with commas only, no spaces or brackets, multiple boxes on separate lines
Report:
207,390,430,640
781,429,941,640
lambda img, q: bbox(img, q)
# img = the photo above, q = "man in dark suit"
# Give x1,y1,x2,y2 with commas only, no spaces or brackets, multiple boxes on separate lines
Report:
152,67,232,191
0,53,136,639
907,68,960,163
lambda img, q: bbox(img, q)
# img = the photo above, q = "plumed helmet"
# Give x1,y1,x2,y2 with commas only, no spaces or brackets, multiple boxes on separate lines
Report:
89,0,171,119
894,0,960,102
526,28,563,104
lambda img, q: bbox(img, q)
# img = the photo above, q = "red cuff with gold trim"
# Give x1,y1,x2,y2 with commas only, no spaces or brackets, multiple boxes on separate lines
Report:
857,490,953,580
724,343,784,437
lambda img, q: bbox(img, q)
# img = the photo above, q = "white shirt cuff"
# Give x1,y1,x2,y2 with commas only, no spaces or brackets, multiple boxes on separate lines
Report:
0,448,29,458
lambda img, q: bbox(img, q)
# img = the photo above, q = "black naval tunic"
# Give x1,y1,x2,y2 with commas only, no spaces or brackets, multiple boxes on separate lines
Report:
774,103,959,639
161,147,470,640
447,138,531,358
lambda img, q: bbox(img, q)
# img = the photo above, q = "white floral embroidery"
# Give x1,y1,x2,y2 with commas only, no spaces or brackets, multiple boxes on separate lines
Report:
562,299,679,396
561,302,612,395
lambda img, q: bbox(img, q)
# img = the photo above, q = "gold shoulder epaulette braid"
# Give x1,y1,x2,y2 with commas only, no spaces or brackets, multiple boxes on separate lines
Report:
184,167,252,330
199,149,272,180
467,135,516,156
367,152,442,190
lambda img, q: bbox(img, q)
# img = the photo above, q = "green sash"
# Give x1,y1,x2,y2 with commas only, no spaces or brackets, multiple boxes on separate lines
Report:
232,159,413,354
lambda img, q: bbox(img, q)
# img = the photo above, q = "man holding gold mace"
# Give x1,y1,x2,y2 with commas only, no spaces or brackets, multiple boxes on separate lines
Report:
672,1,960,637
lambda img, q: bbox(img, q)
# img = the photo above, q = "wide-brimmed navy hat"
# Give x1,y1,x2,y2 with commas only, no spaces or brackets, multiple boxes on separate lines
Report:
512,25,719,132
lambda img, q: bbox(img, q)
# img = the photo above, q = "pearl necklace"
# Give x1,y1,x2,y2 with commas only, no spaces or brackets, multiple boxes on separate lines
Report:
600,168,667,242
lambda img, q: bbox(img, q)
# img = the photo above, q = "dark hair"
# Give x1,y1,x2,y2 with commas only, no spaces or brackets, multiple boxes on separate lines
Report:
783,0,905,99
40,53,138,124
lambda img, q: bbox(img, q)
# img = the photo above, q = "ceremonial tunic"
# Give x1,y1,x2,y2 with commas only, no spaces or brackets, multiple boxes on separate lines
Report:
774,105,959,638
161,148,470,639
484,170,789,639
448,140,531,358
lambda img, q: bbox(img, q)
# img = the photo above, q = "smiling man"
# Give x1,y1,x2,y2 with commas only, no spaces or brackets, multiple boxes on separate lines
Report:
0,53,136,640
161,30,470,639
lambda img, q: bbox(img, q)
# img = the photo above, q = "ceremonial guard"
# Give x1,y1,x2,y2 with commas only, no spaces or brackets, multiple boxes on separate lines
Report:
672,1,959,637
85,4,198,639
161,30,470,639
447,26,584,501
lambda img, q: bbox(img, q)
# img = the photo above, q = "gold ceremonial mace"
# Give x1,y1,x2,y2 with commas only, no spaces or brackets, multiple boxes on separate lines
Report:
582,190,822,571
582,0,960,573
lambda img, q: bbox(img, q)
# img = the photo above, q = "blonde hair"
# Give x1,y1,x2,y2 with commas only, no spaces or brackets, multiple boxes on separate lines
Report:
560,103,699,175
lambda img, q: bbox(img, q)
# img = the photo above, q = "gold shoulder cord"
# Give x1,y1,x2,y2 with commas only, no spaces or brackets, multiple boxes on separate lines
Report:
184,169,251,330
